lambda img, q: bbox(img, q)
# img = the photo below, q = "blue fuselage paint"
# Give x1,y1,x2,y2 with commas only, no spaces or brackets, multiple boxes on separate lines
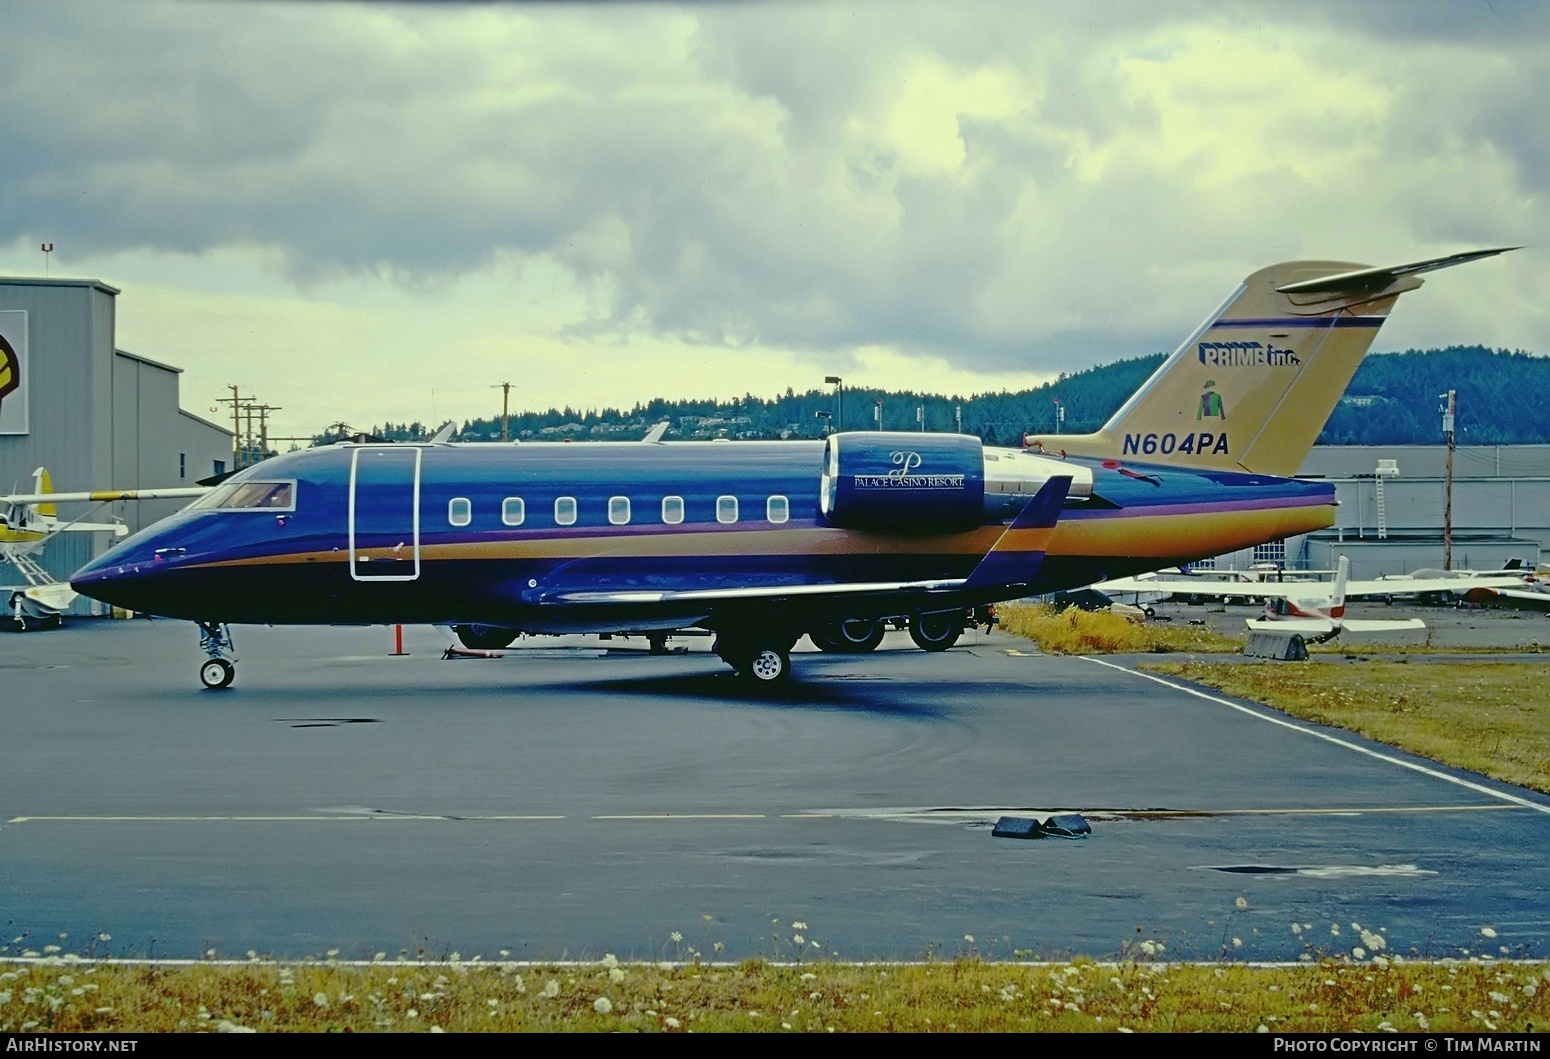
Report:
71,439,1334,631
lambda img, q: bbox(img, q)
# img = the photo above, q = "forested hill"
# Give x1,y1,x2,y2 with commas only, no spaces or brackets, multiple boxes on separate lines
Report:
1319,347,1550,445
339,346,1549,446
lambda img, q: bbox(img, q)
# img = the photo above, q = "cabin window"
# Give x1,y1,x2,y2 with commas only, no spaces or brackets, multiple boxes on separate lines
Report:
179,453,186,480
189,480,295,512
448,498,471,527
662,496,684,525
716,495,738,524
609,496,631,525
555,496,577,526
766,495,789,524
502,497,525,526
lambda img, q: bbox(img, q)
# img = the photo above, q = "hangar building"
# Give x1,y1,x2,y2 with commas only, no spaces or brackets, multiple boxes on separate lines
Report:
1201,444,1550,580
0,276,231,609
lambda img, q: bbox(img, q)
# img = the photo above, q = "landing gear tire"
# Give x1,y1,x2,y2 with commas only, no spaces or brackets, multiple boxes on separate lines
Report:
199,658,236,690
744,646,791,684
453,624,519,650
809,618,885,653
908,612,962,652
714,631,795,686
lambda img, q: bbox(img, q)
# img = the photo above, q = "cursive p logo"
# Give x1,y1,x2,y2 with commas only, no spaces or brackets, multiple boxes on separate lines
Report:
888,450,922,477
0,335,18,414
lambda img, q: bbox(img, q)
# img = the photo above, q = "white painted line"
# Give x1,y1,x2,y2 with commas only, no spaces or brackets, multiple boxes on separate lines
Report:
1084,656,1550,817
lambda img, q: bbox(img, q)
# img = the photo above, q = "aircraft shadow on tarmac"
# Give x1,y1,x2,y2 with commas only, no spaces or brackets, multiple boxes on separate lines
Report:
563,667,962,716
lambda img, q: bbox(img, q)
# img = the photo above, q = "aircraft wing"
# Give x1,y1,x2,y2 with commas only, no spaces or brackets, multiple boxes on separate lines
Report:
1101,576,1298,599
1462,586,1550,612
543,476,1072,611
0,487,210,505
1347,575,1526,596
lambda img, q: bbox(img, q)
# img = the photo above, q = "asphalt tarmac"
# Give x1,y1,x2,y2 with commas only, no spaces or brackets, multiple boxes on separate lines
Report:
2,616,1547,964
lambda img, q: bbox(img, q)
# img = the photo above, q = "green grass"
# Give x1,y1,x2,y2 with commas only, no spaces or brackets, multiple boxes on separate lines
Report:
3,957,1546,1033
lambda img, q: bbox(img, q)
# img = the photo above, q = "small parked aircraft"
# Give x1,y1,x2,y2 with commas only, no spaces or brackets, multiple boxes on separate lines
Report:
69,248,1514,687
1242,555,1427,641
1,469,208,629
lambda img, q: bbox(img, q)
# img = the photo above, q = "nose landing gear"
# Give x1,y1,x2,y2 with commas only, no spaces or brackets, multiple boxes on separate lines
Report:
196,621,237,690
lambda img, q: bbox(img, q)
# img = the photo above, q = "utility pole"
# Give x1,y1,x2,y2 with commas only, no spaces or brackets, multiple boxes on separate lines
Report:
916,404,924,431
825,377,843,432
1053,397,1064,434
40,243,53,277
216,386,247,469
252,404,282,463
1440,389,1456,570
955,404,962,434
492,382,514,441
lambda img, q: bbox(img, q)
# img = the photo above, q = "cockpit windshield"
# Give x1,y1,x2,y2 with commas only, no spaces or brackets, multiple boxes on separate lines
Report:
188,480,295,511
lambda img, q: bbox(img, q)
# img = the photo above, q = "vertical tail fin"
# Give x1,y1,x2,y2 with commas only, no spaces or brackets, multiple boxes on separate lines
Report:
30,467,56,520
1026,249,1515,476
1329,554,1350,619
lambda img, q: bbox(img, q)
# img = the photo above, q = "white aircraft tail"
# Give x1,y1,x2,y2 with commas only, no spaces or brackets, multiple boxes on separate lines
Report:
1329,554,1350,618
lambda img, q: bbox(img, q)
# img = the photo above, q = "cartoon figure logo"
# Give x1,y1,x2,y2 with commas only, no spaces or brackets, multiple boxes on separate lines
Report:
0,335,19,416
1197,380,1226,421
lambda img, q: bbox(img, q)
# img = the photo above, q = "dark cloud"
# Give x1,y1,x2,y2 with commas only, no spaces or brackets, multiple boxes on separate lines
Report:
0,1,1542,376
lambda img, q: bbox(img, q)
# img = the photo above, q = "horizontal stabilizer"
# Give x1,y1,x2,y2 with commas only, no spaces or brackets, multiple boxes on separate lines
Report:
1275,247,1518,296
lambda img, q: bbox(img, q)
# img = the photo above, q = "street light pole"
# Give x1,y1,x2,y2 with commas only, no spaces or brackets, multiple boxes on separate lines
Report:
1440,389,1456,570
825,376,843,432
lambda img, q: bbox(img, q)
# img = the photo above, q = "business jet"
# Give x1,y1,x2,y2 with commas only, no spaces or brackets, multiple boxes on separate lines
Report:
69,248,1513,688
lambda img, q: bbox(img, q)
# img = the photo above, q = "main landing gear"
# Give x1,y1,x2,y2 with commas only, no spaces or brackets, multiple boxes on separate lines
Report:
713,629,800,686
807,618,886,654
197,621,237,690
908,611,963,652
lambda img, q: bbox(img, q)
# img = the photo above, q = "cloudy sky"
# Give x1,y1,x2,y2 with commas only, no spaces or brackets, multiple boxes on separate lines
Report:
0,0,1543,439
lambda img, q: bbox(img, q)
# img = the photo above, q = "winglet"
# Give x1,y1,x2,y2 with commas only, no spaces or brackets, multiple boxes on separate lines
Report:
642,421,670,444
964,476,1071,589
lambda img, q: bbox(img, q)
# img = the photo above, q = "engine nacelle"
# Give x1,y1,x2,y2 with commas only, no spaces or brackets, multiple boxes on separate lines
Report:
820,432,986,530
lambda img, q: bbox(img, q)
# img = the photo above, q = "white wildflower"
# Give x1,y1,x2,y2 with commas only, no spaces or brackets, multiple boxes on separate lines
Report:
792,922,807,930
542,979,560,998
1481,927,1497,938
216,1020,255,1034
793,935,804,946
609,968,625,983
312,992,329,1008
1232,938,1242,948
1361,929,1387,951
665,1016,681,1028
670,932,683,944
964,934,975,943
1235,896,1248,910
1354,947,1367,959
602,953,619,968
594,996,613,1014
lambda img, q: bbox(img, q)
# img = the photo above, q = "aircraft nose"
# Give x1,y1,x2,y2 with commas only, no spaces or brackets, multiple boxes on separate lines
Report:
70,551,153,610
